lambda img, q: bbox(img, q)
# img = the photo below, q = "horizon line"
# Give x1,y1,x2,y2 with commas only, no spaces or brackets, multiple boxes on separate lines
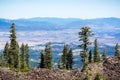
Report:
0,16,120,20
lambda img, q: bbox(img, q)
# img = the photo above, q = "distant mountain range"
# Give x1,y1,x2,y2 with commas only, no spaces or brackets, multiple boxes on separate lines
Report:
0,17,120,31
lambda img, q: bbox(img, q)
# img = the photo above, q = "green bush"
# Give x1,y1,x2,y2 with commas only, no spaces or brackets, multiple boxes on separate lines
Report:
94,73,100,80
20,68,30,72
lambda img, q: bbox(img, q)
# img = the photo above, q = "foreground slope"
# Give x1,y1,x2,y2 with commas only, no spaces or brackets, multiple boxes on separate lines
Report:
103,56,120,80
0,56,120,80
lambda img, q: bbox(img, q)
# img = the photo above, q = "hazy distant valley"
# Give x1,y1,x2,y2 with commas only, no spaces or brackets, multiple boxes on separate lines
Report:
0,17,120,68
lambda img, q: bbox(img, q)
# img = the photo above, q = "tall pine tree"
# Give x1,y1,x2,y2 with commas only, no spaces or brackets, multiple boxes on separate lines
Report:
20,43,30,70
78,27,93,64
0,54,5,67
88,50,92,63
66,48,73,70
57,58,63,69
62,45,69,69
102,48,107,61
44,42,53,69
9,23,20,69
1,23,30,71
3,42,9,67
20,43,27,69
25,44,30,68
94,39,100,62
60,45,73,70
38,50,45,68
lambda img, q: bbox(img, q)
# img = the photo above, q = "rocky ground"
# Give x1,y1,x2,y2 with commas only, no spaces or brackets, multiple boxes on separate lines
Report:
0,56,120,80
103,56,120,80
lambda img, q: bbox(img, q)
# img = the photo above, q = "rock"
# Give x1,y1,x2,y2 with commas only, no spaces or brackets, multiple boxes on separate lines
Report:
0,68,19,80
103,56,120,80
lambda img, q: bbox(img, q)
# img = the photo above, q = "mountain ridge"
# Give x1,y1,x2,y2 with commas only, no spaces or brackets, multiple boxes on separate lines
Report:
0,17,120,31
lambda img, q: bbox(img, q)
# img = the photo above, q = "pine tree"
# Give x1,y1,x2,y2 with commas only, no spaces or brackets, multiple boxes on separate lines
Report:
98,53,100,62
20,43,27,69
0,54,5,67
25,44,30,68
66,48,73,70
78,27,93,64
3,42,9,67
58,58,63,69
115,43,120,56
60,45,73,70
69,48,73,69
102,48,107,61
16,42,20,71
44,42,53,69
62,45,69,69
88,50,92,63
39,50,45,68
0,54,2,66
9,23,20,69
94,39,100,62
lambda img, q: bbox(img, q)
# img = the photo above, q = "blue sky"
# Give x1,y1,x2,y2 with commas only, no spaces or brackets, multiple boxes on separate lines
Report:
0,0,120,19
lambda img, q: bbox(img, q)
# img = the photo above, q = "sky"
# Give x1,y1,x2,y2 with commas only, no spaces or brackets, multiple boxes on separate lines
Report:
0,0,120,19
